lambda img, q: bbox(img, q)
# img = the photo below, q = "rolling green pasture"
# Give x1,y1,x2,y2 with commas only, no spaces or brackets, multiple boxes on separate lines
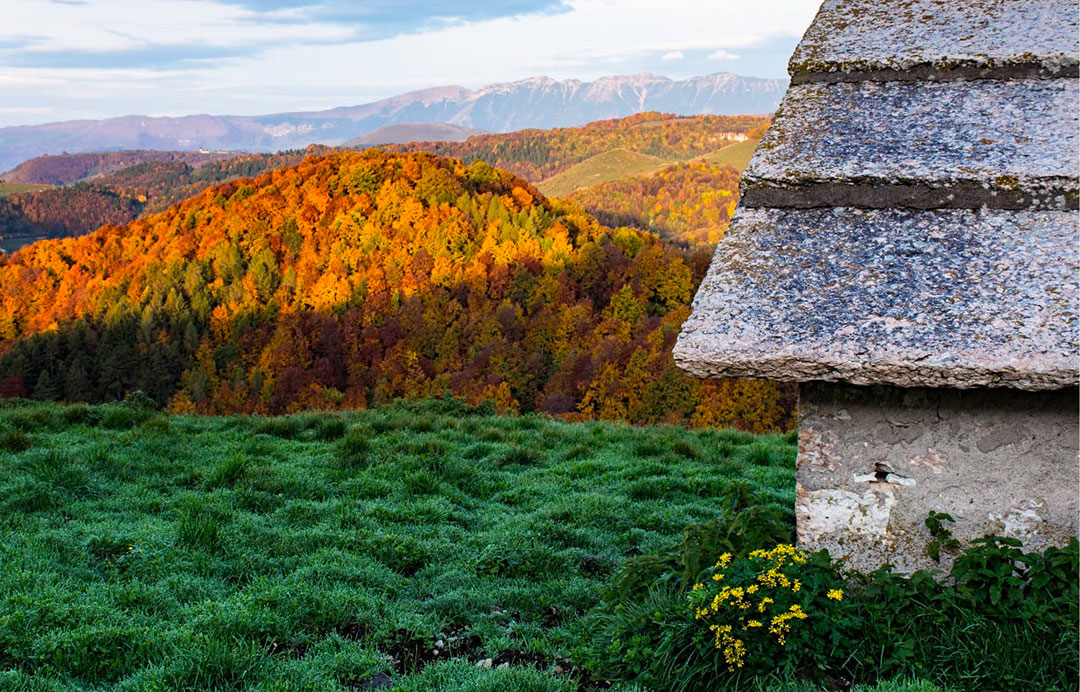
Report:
696,139,759,173
0,398,796,691
536,139,760,200
0,182,55,197
537,149,673,198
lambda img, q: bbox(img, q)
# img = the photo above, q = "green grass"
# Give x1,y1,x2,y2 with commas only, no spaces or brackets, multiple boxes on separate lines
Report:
0,398,797,691
758,680,957,692
536,140,759,201
537,149,673,198
0,181,55,197
696,139,759,173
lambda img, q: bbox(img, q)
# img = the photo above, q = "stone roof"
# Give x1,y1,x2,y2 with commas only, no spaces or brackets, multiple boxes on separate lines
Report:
790,0,1079,83
674,0,1080,391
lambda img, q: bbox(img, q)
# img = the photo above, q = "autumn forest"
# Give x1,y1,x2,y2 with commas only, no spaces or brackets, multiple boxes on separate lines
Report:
0,113,792,432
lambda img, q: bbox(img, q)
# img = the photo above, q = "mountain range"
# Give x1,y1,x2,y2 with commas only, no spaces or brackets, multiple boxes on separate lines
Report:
0,73,785,173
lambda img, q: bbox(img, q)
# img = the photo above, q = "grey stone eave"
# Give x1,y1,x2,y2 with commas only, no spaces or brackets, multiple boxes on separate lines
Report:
740,78,1079,211
673,207,1080,391
789,0,1080,84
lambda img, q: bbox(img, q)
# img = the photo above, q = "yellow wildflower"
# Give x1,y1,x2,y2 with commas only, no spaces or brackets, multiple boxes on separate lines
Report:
827,588,844,601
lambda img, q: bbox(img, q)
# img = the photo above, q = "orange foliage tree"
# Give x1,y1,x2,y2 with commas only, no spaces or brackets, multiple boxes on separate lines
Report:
0,150,792,431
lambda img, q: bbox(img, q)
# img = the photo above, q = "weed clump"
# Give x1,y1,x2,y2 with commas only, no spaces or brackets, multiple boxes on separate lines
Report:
337,428,372,469
253,416,303,439
177,503,227,552
204,453,247,489
0,428,31,453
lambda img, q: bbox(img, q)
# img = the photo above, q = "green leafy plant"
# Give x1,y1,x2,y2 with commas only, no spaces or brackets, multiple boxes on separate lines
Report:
923,511,960,562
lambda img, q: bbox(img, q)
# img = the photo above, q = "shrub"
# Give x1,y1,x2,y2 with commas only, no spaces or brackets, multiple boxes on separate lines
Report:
852,535,1079,689
61,403,100,426
123,389,159,411
579,505,797,689
99,403,153,429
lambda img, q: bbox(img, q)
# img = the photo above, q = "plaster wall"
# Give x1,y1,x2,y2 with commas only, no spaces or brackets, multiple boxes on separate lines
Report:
796,381,1079,572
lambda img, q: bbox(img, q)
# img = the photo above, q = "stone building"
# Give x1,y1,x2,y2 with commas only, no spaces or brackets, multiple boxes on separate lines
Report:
674,0,1079,572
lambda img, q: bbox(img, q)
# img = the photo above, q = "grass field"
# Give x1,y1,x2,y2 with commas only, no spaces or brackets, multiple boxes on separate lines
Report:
696,139,759,173
537,149,673,198
0,397,797,691
537,139,760,200
0,182,55,197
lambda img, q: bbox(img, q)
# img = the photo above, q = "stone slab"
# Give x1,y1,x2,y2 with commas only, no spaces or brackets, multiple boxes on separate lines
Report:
796,382,1079,573
741,78,1079,210
673,207,1079,390
790,0,1080,84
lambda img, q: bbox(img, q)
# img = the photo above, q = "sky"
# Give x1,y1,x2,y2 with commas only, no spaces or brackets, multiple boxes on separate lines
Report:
0,0,822,128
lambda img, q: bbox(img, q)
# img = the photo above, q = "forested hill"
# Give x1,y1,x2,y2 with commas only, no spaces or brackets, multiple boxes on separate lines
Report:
381,112,768,181
1,149,239,186
0,150,789,430
0,148,328,252
0,114,766,252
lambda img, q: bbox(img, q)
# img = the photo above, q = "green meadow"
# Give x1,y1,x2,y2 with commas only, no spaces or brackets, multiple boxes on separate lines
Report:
0,397,795,691
0,182,55,197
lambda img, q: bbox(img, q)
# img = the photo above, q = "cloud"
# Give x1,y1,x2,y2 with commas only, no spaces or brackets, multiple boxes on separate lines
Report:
708,49,740,60
0,107,55,114
176,1,574,37
4,44,251,69
0,0,576,72
0,0,820,126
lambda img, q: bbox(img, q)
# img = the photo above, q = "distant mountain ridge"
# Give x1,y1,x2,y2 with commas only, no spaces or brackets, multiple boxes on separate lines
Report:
346,122,487,146
0,72,785,172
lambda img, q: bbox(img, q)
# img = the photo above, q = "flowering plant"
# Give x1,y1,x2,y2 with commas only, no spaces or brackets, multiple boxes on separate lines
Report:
688,544,848,674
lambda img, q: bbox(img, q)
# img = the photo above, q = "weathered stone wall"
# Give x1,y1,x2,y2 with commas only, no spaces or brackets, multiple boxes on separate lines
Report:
796,382,1079,573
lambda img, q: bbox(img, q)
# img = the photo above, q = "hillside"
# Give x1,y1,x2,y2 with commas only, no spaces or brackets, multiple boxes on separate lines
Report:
568,160,747,251
1,149,239,185
346,123,487,146
0,182,54,197
0,148,327,251
0,73,785,172
537,149,672,198
534,133,760,201
385,111,768,181
0,114,767,252
0,150,791,430
696,137,759,172
0,184,144,254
